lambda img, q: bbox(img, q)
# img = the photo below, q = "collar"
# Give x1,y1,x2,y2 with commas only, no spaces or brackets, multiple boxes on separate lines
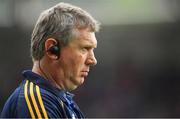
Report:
22,70,75,106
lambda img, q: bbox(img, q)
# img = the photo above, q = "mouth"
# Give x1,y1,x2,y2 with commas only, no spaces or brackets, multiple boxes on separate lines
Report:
81,70,89,77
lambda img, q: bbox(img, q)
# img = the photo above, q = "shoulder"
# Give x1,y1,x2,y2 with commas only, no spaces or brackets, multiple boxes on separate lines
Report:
1,83,23,118
21,80,65,118
1,80,65,118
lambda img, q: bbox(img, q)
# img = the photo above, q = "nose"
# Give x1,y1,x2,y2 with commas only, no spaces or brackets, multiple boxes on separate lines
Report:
86,51,97,66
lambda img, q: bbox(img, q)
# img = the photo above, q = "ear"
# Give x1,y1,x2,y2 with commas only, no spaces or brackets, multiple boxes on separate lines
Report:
45,38,58,60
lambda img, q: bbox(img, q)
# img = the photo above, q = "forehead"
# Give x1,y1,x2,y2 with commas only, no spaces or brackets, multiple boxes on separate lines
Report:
71,28,97,47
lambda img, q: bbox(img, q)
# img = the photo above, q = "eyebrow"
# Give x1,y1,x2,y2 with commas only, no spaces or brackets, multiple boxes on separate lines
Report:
84,38,97,47
84,42,97,48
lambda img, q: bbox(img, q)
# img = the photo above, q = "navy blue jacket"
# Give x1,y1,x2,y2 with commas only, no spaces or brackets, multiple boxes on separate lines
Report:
1,70,84,118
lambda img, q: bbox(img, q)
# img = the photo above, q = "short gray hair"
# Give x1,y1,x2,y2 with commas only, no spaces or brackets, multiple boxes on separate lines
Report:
31,2,100,60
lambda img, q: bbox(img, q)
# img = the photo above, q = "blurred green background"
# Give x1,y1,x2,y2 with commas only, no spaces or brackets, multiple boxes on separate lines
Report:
1,0,180,117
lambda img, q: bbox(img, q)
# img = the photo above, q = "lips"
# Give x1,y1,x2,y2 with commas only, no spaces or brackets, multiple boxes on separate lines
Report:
81,70,89,77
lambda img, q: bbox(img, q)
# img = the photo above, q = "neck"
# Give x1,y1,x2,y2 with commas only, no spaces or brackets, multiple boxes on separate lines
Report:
32,60,63,90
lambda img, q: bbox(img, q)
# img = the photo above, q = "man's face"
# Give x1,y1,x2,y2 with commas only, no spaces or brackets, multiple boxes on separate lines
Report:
57,28,97,90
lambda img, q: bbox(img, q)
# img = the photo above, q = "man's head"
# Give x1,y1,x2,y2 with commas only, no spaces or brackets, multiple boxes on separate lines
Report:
31,2,100,60
31,2,100,91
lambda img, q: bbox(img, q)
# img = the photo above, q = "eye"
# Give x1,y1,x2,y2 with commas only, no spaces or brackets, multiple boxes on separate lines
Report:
81,46,91,53
81,47,87,52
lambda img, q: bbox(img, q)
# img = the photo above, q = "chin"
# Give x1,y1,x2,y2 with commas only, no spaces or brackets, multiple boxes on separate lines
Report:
68,77,85,91
70,80,84,91
75,77,85,86
80,77,85,84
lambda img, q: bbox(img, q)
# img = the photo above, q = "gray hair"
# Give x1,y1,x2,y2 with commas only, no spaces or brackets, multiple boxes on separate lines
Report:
31,2,100,60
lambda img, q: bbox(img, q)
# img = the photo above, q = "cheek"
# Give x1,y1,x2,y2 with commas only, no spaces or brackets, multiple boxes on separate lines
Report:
60,49,86,72
72,54,85,68
62,54,83,68
71,55,87,75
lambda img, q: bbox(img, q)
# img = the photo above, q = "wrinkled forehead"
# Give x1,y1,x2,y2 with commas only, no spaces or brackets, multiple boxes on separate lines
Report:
71,28,97,47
